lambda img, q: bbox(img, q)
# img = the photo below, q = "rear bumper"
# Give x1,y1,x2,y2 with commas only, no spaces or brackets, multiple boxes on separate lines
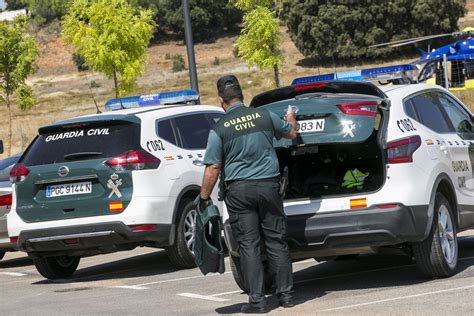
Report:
224,204,429,258
13,222,174,258
287,204,428,248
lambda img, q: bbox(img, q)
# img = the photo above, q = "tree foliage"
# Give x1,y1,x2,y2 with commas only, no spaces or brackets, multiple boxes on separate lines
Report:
20,0,72,24
233,1,283,86
62,0,155,97
0,15,38,155
133,0,242,42
283,0,467,61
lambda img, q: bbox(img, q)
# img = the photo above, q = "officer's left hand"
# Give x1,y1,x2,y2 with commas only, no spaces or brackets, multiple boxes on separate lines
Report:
196,195,212,211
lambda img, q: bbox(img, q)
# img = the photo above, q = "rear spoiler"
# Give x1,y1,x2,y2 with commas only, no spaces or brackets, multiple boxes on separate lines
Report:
250,81,388,108
38,116,140,135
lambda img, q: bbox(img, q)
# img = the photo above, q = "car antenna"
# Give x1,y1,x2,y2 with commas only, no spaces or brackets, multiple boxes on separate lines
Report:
88,81,102,114
85,70,102,114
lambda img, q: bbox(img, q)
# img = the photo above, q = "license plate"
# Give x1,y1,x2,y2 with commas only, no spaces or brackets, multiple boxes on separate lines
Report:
296,119,325,133
46,182,92,198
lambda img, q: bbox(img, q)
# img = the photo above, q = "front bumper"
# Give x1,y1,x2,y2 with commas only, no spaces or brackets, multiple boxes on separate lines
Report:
13,222,174,258
225,204,429,258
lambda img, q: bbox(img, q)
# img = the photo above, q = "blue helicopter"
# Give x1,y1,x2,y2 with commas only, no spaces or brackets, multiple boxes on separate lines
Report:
293,28,474,91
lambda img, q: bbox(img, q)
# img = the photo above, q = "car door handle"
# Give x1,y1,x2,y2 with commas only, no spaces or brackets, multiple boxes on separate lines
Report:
193,159,204,166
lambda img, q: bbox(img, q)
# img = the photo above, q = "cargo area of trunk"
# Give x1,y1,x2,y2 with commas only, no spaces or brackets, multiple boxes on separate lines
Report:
277,132,385,200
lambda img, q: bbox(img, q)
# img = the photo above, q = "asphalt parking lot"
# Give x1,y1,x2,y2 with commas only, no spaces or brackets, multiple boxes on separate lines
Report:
1,231,473,315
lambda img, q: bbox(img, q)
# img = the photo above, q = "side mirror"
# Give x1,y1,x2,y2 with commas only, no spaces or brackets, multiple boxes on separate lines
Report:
0,140,3,154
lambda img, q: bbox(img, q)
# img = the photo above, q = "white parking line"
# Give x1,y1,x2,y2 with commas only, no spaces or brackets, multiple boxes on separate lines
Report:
321,284,474,312
113,272,232,290
178,293,230,302
0,272,27,276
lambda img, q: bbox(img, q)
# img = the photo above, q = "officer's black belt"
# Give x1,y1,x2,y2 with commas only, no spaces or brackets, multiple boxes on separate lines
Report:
225,176,280,186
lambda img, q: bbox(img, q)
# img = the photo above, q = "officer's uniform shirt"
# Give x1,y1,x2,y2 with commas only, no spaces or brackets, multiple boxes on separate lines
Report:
203,102,291,181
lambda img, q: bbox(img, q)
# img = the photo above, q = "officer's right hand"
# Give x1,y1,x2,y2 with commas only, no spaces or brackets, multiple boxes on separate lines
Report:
285,105,296,119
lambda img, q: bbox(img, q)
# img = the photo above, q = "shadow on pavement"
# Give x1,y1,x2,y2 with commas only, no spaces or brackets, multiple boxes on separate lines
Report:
217,236,474,313
33,249,182,285
0,253,32,268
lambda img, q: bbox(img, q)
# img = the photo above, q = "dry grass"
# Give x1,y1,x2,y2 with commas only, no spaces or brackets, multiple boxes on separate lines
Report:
2,9,474,158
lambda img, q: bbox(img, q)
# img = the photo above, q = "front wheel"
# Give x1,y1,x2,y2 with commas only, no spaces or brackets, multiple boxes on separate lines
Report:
33,255,80,279
412,192,458,278
166,200,197,268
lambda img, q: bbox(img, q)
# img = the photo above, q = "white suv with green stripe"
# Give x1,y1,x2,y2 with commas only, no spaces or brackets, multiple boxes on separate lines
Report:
225,80,474,291
8,91,224,279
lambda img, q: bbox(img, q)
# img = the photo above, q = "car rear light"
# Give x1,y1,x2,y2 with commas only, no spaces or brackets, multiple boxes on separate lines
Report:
294,82,326,91
387,135,421,164
9,163,30,183
337,101,378,116
105,149,160,171
10,236,18,245
130,224,157,232
0,193,12,207
374,203,398,209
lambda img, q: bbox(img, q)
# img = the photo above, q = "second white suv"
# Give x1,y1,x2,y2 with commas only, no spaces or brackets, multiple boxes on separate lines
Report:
224,80,474,290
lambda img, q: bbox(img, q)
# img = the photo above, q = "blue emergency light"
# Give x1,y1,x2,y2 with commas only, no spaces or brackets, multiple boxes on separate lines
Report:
105,89,200,111
291,64,417,85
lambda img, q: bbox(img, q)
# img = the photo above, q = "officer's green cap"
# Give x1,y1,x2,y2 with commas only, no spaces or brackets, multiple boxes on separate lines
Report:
217,75,241,96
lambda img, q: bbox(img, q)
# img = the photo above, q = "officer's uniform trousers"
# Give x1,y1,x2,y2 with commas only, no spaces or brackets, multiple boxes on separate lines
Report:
225,177,293,307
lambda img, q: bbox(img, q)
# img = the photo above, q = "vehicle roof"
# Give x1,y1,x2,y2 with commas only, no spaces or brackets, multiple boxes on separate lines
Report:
41,104,222,130
379,83,446,97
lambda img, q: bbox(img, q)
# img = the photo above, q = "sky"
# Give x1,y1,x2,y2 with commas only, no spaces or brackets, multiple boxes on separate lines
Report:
0,0,6,10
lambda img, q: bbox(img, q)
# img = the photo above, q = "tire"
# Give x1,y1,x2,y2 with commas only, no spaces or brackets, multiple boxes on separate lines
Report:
166,200,197,268
0,251,5,261
229,255,273,293
412,192,458,278
33,255,80,279
230,255,247,292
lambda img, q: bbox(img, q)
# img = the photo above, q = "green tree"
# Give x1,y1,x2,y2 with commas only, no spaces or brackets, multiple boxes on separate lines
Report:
19,0,71,24
283,0,466,62
62,0,155,98
134,0,242,42
233,1,283,87
0,15,38,156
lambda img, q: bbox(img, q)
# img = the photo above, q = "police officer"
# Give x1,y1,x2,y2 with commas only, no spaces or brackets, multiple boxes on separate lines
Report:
199,75,297,313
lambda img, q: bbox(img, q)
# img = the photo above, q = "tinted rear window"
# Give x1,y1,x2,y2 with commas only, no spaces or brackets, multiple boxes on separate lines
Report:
22,123,140,166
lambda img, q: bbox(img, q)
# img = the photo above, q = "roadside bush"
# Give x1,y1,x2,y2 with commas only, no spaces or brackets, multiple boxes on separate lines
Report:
212,56,220,66
171,54,186,72
72,52,89,72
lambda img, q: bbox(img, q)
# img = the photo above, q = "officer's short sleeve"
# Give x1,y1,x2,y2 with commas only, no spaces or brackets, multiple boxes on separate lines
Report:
269,111,292,140
203,130,223,165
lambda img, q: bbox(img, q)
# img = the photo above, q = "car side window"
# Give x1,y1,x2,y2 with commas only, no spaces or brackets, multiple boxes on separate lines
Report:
409,93,451,133
206,112,224,127
173,113,212,150
435,92,473,134
403,99,418,120
156,119,178,146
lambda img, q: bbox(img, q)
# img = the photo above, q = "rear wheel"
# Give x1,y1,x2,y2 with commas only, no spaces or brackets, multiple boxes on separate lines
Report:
412,192,458,278
229,255,273,293
33,255,80,279
166,200,197,268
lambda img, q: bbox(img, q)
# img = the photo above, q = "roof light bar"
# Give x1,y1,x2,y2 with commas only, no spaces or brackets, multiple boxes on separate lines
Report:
291,64,417,85
105,89,200,111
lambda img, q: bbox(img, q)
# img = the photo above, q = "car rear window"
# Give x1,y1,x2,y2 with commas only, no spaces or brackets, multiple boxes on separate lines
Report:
22,122,140,166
